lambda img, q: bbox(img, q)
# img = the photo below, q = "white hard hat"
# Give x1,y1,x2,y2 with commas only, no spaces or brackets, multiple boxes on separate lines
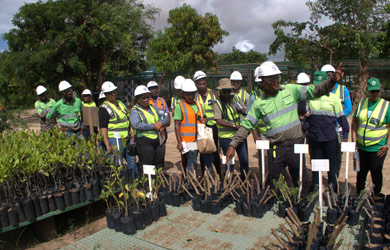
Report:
147,81,158,88
101,81,117,93
82,89,92,96
193,70,207,81
321,64,335,72
230,71,243,81
134,85,150,97
174,76,185,90
181,79,197,92
36,85,47,96
98,91,106,100
258,61,282,77
254,66,262,82
296,73,310,84
58,80,72,92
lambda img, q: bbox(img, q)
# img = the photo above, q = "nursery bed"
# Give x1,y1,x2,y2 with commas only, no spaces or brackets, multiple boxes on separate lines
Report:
61,202,365,249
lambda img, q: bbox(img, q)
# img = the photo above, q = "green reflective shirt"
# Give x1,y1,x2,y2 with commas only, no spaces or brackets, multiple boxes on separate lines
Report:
47,97,82,128
35,98,57,131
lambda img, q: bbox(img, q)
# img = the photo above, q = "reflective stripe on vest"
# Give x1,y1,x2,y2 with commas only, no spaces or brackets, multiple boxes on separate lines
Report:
103,101,129,139
196,90,216,126
171,96,181,110
356,97,389,146
150,97,167,111
133,104,159,139
334,84,345,102
233,89,247,104
180,101,202,143
215,100,240,138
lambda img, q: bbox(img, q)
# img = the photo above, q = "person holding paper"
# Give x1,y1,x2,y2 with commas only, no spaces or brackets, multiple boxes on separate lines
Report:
351,77,390,195
174,79,208,174
225,61,345,190
99,81,137,179
214,78,248,178
130,85,169,171
306,71,349,192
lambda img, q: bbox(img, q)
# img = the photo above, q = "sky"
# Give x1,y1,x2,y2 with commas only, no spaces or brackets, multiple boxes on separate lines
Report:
0,0,316,59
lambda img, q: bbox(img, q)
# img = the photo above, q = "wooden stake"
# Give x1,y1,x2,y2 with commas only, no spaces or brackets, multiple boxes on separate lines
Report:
271,229,291,250
280,224,295,244
285,216,301,238
181,185,193,198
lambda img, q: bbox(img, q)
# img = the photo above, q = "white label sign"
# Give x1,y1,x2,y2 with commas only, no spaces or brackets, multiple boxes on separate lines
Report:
256,140,270,150
341,142,355,153
222,156,235,165
113,132,121,139
294,144,308,154
311,159,329,172
143,165,156,175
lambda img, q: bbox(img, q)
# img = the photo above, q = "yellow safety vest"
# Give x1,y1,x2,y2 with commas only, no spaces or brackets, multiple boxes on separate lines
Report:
215,100,240,138
356,97,389,147
82,101,97,107
133,104,159,139
233,89,247,105
102,101,129,139
196,89,216,126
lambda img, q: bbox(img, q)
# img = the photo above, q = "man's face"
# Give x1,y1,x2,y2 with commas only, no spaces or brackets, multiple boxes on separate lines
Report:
195,78,207,92
39,93,47,101
368,90,380,102
83,95,92,103
149,87,158,98
326,71,334,80
183,91,196,104
220,89,232,98
261,75,280,96
62,88,73,99
231,80,241,91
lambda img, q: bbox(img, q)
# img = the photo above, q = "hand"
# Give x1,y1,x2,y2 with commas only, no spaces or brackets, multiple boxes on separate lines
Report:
177,143,183,152
304,111,310,118
377,145,389,158
236,107,244,114
106,144,112,154
153,121,163,130
226,146,235,163
332,62,345,82
200,118,207,124
233,125,240,130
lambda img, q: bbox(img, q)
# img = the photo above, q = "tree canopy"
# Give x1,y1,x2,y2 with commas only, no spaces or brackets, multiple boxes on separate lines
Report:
1,0,157,108
146,4,228,78
216,47,267,65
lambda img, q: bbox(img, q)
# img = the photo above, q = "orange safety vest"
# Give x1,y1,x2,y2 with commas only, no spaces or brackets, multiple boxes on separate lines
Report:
179,101,203,143
149,97,168,112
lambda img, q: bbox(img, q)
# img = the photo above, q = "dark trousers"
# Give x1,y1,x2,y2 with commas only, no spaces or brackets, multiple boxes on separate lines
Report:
268,142,308,191
136,136,165,169
200,124,221,175
356,149,386,194
309,139,338,191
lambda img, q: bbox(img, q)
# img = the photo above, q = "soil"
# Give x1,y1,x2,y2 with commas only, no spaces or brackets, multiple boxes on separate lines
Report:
18,109,390,249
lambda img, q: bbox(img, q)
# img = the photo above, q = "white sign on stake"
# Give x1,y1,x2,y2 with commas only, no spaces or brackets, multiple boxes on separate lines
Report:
341,142,355,153
294,144,308,200
311,159,329,220
143,165,156,201
341,142,355,197
256,140,270,189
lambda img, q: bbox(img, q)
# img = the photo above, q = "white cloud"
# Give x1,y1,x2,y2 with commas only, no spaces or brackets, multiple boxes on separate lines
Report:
235,40,255,52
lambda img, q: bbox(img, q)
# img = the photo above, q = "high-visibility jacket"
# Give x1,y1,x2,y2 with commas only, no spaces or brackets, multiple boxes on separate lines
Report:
179,101,203,143
233,89,248,105
171,96,181,111
149,97,168,112
356,97,389,147
102,100,129,139
215,100,240,138
249,88,266,135
132,104,159,139
333,84,345,102
196,89,216,126
82,101,97,107
47,98,82,129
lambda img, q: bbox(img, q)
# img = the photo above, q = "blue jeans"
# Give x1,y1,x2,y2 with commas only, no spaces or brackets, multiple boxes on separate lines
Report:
219,138,249,177
186,150,198,173
105,138,138,180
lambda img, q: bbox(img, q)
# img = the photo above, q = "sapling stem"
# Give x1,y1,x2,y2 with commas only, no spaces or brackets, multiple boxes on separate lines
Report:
306,223,314,250
187,174,200,195
280,224,295,244
181,185,193,198
362,207,371,219
263,194,274,204
326,215,348,248
188,171,205,193
326,192,333,210
253,174,260,195
246,182,250,204
259,186,270,204
333,237,344,250
287,208,302,227
250,179,254,200
285,216,301,238
271,229,291,250
305,191,319,209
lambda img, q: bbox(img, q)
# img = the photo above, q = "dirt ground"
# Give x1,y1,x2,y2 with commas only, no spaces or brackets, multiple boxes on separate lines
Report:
19,109,390,249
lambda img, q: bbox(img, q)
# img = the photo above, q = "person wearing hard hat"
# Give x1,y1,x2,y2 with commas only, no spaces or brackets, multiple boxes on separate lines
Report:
147,80,170,165
351,77,390,195
225,61,345,190
99,81,137,179
194,70,221,176
230,71,249,116
296,73,311,131
174,79,207,173
130,85,169,171
47,81,83,136
306,71,349,191
171,76,185,111
214,78,248,177
35,85,57,132
321,64,352,179
98,91,106,106
81,89,97,140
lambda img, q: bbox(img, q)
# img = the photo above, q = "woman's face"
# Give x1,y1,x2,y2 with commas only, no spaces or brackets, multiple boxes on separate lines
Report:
183,91,196,104
220,88,232,98
137,93,151,107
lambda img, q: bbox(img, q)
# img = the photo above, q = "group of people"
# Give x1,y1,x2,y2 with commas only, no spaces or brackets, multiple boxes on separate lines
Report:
34,60,390,195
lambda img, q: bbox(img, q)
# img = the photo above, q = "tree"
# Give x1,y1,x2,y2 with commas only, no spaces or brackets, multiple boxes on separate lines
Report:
216,47,267,65
307,0,389,107
146,4,228,79
2,0,158,96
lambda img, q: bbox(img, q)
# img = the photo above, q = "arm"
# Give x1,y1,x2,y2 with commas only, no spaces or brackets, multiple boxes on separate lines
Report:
310,63,345,100
377,124,390,158
342,87,352,117
46,102,58,119
130,109,155,131
101,128,111,153
351,117,358,149
334,96,349,140
174,120,183,152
